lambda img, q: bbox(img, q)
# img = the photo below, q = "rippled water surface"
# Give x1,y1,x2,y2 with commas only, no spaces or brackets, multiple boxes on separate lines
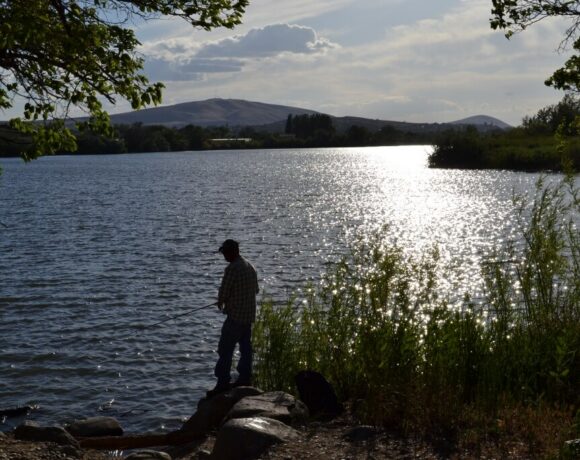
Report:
0,147,550,431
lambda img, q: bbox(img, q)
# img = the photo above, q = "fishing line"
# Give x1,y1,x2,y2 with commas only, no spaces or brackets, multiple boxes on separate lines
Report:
88,301,219,416
130,301,218,336
94,301,218,365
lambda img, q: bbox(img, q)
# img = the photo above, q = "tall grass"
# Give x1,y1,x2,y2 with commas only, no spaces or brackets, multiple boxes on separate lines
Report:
252,176,579,439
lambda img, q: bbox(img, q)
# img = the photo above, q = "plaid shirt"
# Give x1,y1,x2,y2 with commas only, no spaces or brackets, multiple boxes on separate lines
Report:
218,255,259,324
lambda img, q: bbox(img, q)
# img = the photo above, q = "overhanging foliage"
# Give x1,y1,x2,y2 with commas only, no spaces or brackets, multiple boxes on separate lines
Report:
491,0,580,92
0,0,248,160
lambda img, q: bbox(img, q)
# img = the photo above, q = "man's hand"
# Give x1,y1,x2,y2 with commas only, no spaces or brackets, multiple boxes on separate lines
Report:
217,301,224,312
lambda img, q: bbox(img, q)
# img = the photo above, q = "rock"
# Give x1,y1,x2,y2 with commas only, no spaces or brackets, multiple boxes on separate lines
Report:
197,386,263,410
343,425,377,442
561,439,580,459
0,406,34,418
210,417,300,460
295,370,343,418
66,416,123,437
225,391,308,426
124,450,172,460
180,386,263,436
197,449,212,458
14,421,79,447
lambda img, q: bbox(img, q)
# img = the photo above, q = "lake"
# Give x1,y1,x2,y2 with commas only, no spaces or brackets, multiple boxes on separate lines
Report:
0,146,553,432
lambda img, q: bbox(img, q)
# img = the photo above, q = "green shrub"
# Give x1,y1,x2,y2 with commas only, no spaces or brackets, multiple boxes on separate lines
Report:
253,177,579,434
429,128,580,171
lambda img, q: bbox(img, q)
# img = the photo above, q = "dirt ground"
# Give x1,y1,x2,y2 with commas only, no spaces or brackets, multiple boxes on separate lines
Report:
0,432,113,460
0,412,547,460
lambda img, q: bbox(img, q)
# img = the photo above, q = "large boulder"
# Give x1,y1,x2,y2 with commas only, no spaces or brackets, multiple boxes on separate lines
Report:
225,391,308,426
561,439,580,459
66,416,123,437
210,417,300,460
14,421,79,447
0,406,34,418
180,387,263,436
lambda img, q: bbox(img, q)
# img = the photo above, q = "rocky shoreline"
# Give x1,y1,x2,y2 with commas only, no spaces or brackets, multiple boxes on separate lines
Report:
2,386,579,460
0,386,441,460
0,387,320,460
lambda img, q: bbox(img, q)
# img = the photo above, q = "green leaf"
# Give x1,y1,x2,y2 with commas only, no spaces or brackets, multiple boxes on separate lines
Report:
0,0,248,160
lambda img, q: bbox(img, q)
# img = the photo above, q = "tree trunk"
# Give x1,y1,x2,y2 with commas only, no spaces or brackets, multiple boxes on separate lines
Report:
78,430,202,450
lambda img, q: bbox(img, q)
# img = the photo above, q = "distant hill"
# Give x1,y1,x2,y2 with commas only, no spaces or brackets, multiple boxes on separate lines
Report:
450,115,512,130
103,98,511,133
107,98,318,127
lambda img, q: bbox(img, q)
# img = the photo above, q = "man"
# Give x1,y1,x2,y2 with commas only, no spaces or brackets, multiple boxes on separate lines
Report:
208,239,259,397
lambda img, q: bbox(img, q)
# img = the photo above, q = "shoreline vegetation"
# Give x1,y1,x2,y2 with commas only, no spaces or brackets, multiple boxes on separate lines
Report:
0,95,579,173
428,127,580,172
428,95,580,172
252,175,579,458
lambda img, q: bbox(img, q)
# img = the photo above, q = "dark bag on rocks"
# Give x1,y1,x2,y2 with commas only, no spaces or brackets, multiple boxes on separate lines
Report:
295,370,343,418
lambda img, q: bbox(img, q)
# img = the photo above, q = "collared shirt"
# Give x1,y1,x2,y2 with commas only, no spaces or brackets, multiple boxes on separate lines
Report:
218,255,259,324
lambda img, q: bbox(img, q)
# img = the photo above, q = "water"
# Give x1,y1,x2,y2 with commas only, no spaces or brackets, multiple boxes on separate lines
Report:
0,146,553,432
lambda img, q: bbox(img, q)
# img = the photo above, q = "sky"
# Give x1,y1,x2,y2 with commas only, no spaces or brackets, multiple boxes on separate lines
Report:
7,0,578,126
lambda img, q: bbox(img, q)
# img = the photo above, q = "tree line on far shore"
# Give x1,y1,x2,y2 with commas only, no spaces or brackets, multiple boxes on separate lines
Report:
1,96,579,173
0,113,434,157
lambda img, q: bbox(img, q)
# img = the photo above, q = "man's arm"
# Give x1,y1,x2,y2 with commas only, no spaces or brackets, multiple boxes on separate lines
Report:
218,266,234,311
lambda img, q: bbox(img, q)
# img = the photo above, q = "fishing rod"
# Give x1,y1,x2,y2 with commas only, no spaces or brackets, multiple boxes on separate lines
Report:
91,300,219,367
135,301,218,333
92,301,219,356
81,300,220,418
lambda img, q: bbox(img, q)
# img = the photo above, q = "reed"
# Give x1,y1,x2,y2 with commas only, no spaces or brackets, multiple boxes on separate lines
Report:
252,176,579,447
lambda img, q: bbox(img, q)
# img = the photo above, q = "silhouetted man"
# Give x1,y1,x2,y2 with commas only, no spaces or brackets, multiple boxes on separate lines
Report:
207,239,259,397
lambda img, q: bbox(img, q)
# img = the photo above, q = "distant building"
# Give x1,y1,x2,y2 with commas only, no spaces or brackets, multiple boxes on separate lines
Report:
210,138,252,143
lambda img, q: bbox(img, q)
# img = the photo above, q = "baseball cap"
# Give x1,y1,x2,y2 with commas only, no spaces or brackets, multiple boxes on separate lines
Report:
218,239,239,253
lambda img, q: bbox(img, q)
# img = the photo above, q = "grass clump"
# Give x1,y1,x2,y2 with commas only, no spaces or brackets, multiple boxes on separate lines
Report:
252,176,579,453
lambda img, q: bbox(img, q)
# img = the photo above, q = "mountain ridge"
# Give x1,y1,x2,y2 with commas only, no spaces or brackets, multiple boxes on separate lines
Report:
107,98,318,127
104,98,511,132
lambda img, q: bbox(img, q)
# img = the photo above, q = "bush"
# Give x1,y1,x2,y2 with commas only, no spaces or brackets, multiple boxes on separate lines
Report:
428,127,486,168
253,177,579,437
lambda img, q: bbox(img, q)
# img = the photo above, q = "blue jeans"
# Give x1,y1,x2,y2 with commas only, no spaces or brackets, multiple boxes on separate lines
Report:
214,317,252,385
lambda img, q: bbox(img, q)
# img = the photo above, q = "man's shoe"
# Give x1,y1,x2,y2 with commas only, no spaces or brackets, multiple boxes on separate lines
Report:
206,383,231,398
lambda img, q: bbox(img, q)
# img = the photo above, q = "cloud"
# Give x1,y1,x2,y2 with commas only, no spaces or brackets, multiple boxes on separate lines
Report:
197,24,336,58
144,57,244,81
242,0,356,27
141,23,337,83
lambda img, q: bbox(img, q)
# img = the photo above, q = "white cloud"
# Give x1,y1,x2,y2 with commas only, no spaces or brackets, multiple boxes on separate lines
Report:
143,58,243,81
141,23,338,85
241,0,356,28
196,24,336,58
